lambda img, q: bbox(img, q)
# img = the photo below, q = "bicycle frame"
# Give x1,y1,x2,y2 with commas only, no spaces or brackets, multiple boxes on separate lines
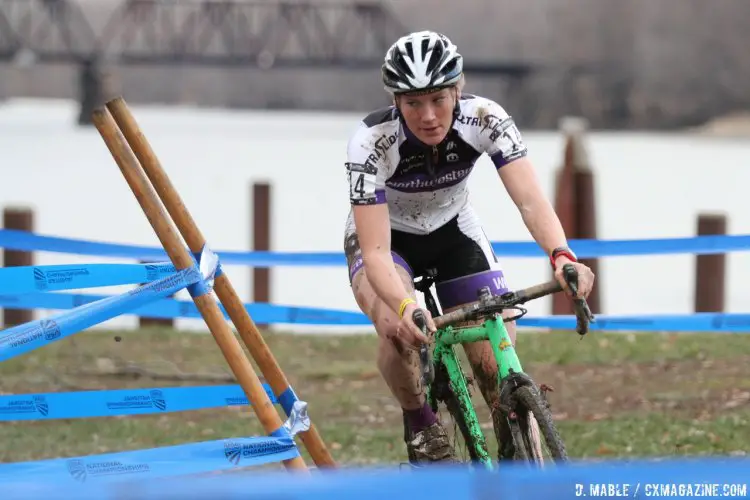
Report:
436,315,524,383
415,265,591,469
426,314,522,470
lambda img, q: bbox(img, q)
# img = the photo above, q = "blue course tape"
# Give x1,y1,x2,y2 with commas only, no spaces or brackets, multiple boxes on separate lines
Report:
494,234,750,258
2,229,750,265
0,384,276,421
0,291,372,326
6,457,749,500
517,313,750,332
1,289,749,331
0,435,299,488
0,262,176,295
277,387,300,416
0,268,201,361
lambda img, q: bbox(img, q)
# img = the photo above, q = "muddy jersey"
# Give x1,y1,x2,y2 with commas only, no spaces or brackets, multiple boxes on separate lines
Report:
345,94,528,235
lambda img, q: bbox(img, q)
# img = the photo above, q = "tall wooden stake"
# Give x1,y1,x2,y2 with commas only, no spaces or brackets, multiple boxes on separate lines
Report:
104,97,336,468
91,105,308,472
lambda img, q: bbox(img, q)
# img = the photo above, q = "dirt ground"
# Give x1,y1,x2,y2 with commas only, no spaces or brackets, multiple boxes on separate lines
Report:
530,355,750,421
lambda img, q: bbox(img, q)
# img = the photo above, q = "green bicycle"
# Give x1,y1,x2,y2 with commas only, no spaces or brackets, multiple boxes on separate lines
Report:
409,263,594,469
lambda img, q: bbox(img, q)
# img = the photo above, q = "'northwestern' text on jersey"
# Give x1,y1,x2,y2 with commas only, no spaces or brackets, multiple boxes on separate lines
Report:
345,94,527,235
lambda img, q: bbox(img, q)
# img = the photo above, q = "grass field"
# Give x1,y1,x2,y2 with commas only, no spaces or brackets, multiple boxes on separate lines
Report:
1,326,749,468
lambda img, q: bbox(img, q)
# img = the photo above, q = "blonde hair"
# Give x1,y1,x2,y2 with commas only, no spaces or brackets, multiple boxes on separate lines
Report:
456,74,466,93
391,74,466,105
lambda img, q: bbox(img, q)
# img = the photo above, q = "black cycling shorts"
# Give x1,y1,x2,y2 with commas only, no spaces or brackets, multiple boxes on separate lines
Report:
344,213,511,311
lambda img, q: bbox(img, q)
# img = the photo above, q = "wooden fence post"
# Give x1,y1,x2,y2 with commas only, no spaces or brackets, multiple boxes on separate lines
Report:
694,213,726,312
2,207,34,327
252,182,271,329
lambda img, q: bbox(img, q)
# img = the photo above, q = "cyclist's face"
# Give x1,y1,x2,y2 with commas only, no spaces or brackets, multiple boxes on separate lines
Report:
397,88,456,145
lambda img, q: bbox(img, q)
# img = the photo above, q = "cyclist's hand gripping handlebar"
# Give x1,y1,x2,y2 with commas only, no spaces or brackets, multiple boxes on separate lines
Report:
561,263,595,336
412,309,435,385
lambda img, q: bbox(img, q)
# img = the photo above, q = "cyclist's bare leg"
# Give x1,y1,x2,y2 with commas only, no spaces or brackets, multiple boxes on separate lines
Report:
453,309,517,411
343,230,451,452
350,263,456,463
350,265,425,412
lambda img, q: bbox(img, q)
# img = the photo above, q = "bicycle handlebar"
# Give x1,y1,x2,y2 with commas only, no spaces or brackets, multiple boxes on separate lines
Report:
414,263,595,337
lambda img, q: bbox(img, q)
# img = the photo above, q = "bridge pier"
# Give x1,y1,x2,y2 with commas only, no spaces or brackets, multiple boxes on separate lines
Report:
77,58,106,127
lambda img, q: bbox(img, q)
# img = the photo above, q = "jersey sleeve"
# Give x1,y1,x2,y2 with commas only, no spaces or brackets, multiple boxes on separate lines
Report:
474,100,528,169
345,123,391,206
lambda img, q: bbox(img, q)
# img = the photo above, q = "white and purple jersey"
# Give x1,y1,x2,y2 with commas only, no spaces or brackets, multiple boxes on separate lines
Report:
343,94,528,309
344,94,527,235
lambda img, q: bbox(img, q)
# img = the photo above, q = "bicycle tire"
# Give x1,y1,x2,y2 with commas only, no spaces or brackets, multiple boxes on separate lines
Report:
512,385,568,463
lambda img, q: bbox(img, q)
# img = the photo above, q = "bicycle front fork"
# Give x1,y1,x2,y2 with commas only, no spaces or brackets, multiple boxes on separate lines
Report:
431,344,494,469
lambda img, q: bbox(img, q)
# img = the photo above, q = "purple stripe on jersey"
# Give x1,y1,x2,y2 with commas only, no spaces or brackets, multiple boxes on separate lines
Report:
436,270,510,310
374,189,386,203
491,149,528,169
349,252,413,281
386,161,476,193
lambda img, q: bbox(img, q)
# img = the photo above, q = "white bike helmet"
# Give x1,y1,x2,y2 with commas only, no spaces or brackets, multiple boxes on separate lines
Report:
382,30,463,94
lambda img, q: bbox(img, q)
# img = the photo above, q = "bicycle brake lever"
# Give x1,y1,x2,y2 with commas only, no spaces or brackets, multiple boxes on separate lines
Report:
574,299,595,337
562,264,595,336
562,264,579,296
412,309,435,385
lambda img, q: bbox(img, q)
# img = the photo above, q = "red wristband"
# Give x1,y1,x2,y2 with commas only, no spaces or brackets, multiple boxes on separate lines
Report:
550,247,577,270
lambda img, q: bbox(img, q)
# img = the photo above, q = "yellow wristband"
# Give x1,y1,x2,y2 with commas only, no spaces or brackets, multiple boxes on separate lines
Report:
398,298,417,319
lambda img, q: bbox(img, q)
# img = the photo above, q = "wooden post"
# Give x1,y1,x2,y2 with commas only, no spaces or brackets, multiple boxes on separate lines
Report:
552,122,577,316
252,182,271,329
2,207,34,327
694,213,726,312
77,57,103,127
103,97,335,468
138,259,175,329
91,104,309,472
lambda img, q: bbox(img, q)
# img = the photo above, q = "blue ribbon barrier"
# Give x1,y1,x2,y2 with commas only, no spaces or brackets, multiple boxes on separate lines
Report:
495,234,750,258
0,268,202,361
2,229,750,265
0,262,176,295
0,384,276,421
517,312,750,332
3,458,748,500
1,288,749,331
0,435,300,489
0,291,372,327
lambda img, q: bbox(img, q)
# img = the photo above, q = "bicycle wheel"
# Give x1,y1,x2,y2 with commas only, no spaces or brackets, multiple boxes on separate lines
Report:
511,385,568,464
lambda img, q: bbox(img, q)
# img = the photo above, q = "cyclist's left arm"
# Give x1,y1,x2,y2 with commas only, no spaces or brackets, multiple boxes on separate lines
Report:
474,99,594,296
500,157,597,297
474,99,570,261
498,157,570,262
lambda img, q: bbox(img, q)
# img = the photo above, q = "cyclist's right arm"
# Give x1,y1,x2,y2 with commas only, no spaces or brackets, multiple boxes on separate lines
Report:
351,204,430,343
345,125,429,341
